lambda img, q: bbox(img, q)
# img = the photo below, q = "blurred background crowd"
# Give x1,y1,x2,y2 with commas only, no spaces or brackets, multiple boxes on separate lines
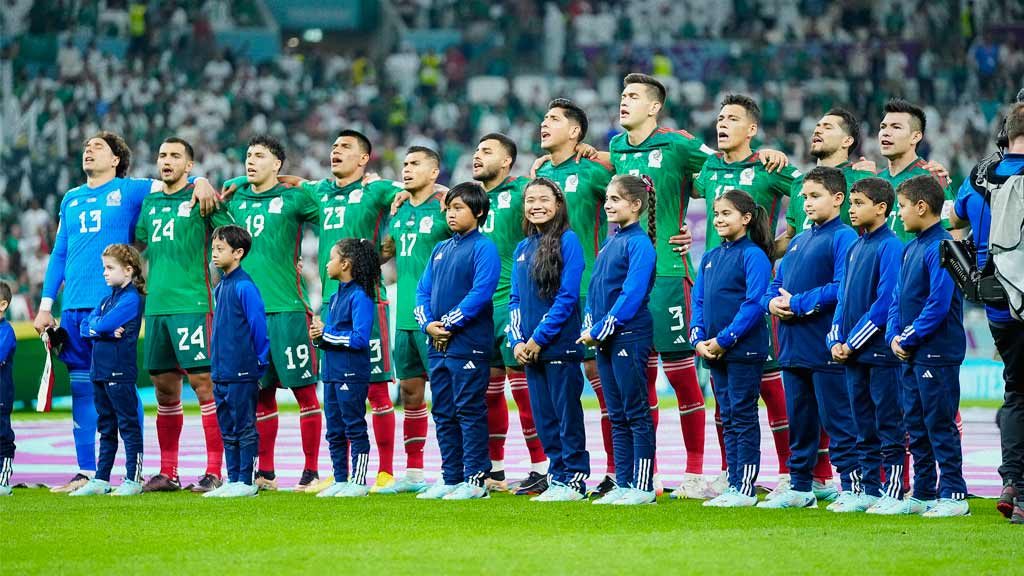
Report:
1,0,1023,319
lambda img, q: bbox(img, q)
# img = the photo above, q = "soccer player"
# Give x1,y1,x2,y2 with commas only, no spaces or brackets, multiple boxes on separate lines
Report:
692,94,799,499
533,99,616,490
382,147,451,493
471,133,548,494
34,131,218,493
137,137,230,493
875,99,957,242
222,135,324,492
779,108,874,248
758,167,859,510
882,175,968,517
295,130,405,493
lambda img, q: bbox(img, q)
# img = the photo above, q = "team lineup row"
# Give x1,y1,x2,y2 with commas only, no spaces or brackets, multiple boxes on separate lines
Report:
0,72,982,514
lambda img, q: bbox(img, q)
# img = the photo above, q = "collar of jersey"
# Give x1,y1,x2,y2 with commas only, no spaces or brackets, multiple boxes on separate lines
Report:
236,182,286,198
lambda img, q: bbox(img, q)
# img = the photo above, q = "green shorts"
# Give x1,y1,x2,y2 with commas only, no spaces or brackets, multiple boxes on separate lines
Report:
261,311,319,390
367,300,394,383
144,313,211,373
649,276,695,358
394,328,430,380
579,295,595,361
491,303,519,369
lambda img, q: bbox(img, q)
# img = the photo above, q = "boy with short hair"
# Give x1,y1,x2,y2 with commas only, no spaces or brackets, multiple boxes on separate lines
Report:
0,282,15,496
760,166,859,509
828,178,906,512
884,175,969,517
205,225,270,498
414,182,501,501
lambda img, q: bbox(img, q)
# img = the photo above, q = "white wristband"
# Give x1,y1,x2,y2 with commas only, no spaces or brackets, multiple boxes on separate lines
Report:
39,297,54,313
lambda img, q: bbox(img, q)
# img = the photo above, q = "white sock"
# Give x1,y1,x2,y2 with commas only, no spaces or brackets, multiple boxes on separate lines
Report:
78,470,94,479
406,469,424,482
491,460,504,473
531,459,549,475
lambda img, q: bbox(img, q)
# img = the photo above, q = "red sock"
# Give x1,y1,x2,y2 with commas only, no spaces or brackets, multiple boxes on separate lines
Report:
714,402,727,472
256,388,279,473
646,353,660,431
664,356,705,474
813,430,833,482
646,353,660,474
156,401,184,479
589,374,615,474
486,374,509,462
403,402,429,470
199,399,223,477
293,384,322,474
760,370,790,475
367,382,395,475
508,371,546,464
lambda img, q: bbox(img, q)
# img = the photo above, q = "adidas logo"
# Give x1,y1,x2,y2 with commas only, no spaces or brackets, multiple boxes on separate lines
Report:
463,361,477,370
617,349,628,358
922,370,933,379
302,370,312,379
372,366,382,374
341,383,349,391
193,351,206,361
435,253,443,260
517,254,526,262
674,335,687,344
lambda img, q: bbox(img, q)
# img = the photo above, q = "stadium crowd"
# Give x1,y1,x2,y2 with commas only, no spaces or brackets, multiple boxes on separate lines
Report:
1,0,1023,317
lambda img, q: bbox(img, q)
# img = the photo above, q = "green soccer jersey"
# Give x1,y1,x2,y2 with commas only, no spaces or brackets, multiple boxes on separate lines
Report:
224,183,319,313
609,128,714,279
785,161,873,232
480,176,528,309
388,192,451,330
695,152,801,250
299,178,403,303
535,157,613,294
878,157,956,242
135,185,232,316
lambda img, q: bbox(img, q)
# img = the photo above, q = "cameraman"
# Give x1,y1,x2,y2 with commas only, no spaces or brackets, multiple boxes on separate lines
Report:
949,102,1024,524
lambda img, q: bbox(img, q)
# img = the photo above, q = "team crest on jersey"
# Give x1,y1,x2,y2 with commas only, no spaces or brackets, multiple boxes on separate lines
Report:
648,150,663,168
498,191,511,209
566,175,579,192
269,196,284,214
106,190,122,206
419,216,434,234
349,188,364,204
740,167,755,186
177,201,192,217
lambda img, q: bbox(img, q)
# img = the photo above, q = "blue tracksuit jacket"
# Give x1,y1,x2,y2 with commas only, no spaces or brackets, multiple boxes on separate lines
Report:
211,266,270,382
81,283,143,382
585,222,655,343
317,281,374,382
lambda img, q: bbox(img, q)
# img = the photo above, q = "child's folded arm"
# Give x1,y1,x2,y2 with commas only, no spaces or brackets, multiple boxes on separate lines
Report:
532,238,583,346
442,240,501,332
789,229,856,316
321,293,374,351
86,291,141,337
716,249,770,349
847,239,902,351
899,246,955,348
590,237,655,342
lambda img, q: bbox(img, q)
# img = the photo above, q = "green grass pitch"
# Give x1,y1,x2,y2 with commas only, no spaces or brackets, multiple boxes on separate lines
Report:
0,489,1012,575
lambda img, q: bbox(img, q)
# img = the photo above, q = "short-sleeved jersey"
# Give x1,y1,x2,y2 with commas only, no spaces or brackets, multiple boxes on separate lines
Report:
135,185,232,316
480,176,528,308
42,177,155,310
389,192,451,330
299,178,403,303
785,161,873,232
224,183,319,313
878,157,955,242
610,128,714,279
535,157,613,294
695,152,801,250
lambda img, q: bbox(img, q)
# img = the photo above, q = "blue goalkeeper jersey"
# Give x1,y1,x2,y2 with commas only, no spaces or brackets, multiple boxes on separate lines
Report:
42,177,154,310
